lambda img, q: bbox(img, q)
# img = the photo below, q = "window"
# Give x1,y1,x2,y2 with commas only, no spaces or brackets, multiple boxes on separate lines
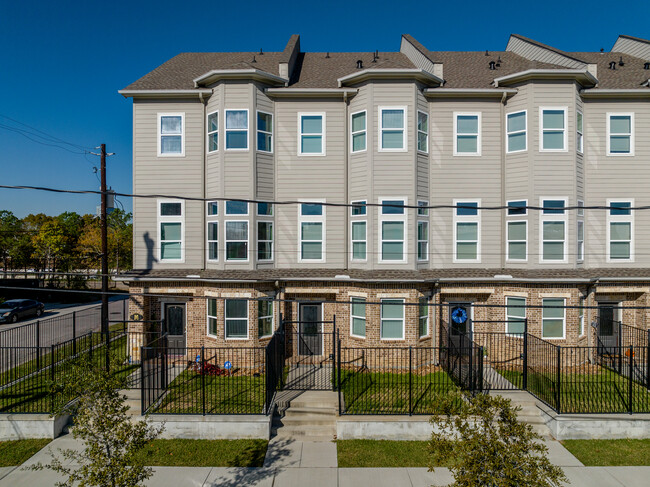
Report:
299,113,325,155
379,107,406,151
417,111,428,153
257,221,273,261
506,110,527,153
506,297,526,335
350,298,366,338
258,299,273,338
299,202,325,261
257,111,273,153
608,200,633,261
507,221,527,261
607,113,634,156
540,107,567,151
542,298,565,339
417,200,429,216
379,198,406,262
454,200,480,262
225,299,248,339
225,109,248,150
257,203,273,216
351,111,366,152
207,299,218,337
576,111,583,154
417,221,428,261
454,113,480,155
381,299,404,340
351,200,366,216
207,201,218,262
158,200,183,261
507,200,527,216
577,200,584,217
579,297,585,337
226,201,248,216
540,198,567,262
207,111,218,153
419,297,429,338
225,221,248,261
351,221,367,261
577,221,584,262
158,113,184,156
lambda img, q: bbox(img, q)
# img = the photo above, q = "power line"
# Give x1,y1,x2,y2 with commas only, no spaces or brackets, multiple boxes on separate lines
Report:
0,113,94,152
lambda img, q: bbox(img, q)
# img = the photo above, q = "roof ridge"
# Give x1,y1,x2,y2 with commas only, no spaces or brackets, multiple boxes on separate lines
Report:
401,34,437,64
510,33,588,64
618,34,650,45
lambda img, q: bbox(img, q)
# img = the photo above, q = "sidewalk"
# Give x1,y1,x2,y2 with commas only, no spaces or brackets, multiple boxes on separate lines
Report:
0,435,648,486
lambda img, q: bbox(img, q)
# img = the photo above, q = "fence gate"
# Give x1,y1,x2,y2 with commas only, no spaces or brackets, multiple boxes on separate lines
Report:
597,304,621,361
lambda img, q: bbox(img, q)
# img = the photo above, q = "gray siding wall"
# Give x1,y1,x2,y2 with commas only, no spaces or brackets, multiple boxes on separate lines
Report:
400,37,437,74
506,36,586,69
611,37,650,60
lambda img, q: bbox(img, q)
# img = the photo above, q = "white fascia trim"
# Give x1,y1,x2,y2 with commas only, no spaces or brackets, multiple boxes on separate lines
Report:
493,69,598,87
424,88,518,97
193,69,288,87
118,89,212,98
265,88,358,97
580,89,650,98
337,69,443,87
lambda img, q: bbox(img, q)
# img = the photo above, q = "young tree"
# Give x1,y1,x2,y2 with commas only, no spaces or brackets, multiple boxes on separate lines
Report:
428,392,568,487
30,355,163,487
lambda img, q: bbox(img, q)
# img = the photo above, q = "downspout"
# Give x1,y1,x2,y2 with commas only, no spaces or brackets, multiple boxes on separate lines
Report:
199,92,207,270
344,91,350,270
500,92,507,269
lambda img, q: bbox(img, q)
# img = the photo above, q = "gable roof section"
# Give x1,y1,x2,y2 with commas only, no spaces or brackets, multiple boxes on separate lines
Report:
611,34,650,61
506,34,587,68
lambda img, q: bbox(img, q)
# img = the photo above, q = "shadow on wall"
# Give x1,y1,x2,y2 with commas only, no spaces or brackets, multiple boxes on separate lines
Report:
144,232,157,269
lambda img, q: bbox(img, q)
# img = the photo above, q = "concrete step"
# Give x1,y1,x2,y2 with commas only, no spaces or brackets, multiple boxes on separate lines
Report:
275,424,336,435
280,414,337,427
284,406,337,417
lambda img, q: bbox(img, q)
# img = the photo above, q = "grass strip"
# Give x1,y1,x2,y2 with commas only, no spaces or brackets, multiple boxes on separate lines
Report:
133,439,267,467
0,439,51,467
561,439,650,466
337,440,445,468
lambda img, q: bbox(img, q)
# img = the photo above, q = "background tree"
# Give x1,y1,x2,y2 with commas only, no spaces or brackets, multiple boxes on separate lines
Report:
0,210,20,276
428,392,567,487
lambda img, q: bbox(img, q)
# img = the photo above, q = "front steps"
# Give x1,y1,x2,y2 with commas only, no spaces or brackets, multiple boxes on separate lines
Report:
492,391,553,438
273,391,338,441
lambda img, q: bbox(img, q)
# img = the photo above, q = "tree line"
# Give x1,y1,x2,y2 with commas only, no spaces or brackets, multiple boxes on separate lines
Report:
0,209,132,285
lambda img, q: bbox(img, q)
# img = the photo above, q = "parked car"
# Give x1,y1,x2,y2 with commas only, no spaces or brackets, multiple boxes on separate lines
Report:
0,299,45,324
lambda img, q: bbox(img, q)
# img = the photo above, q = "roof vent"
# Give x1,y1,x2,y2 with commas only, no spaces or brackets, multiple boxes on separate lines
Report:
356,59,363,69
372,50,378,63
489,61,496,70
619,56,625,67
259,48,264,55
644,62,650,70
609,61,616,70
485,50,489,56
325,52,330,58
600,48,604,54
251,55,257,63
496,56,502,67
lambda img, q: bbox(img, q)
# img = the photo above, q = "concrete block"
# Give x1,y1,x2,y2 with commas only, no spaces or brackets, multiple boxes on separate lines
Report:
150,414,272,440
0,414,70,441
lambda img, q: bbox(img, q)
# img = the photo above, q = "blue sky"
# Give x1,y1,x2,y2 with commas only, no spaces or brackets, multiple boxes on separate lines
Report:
1,0,648,218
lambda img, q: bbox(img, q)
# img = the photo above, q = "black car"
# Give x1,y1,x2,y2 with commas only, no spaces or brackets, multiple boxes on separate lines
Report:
0,299,45,324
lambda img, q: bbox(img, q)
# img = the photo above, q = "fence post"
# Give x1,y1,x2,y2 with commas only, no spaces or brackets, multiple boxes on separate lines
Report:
468,337,473,393
647,330,650,390
522,318,528,391
123,297,127,323
72,312,77,355
332,317,337,391
36,320,41,370
50,343,55,412
618,321,623,374
140,346,145,414
628,345,634,414
201,346,206,416
409,346,413,416
337,338,342,415
478,346,484,393
105,330,110,372
556,346,561,413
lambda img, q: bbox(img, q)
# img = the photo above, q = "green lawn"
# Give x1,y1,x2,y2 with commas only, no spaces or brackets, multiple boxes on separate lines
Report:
561,439,650,466
339,369,461,414
0,439,51,467
337,440,444,468
152,369,265,414
133,439,267,467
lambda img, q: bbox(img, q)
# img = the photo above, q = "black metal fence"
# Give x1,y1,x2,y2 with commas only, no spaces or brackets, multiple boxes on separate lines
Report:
282,323,337,391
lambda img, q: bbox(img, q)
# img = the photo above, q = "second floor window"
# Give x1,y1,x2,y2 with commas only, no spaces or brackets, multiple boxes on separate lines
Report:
207,111,218,152
379,107,406,151
257,111,273,153
351,220,367,261
541,199,567,262
158,113,184,156
207,201,218,262
577,111,583,153
299,114,325,155
417,111,428,153
257,221,273,261
454,201,479,262
351,111,366,152
577,220,584,262
300,202,325,261
540,108,566,151
225,221,248,261
158,200,183,262
379,199,406,262
608,114,634,155
225,109,248,150
454,113,480,155
506,110,526,153
608,200,633,261
507,221,527,261
226,201,248,216
417,221,428,261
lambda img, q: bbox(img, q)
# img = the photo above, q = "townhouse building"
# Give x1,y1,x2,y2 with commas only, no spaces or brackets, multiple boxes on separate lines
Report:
119,33,650,352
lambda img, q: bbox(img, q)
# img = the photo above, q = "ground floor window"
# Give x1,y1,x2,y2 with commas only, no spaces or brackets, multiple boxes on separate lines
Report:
225,299,248,339
351,298,366,338
542,298,565,339
207,298,218,337
381,299,404,340
419,297,429,337
506,297,526,335
258,299,273,338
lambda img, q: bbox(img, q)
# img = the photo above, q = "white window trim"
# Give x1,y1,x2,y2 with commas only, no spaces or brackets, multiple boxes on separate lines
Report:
157,112,185,157
577,220,584,263
577,110,583,154
207,110,218,154
350,220,367,262
539,107,567,153
419,298,429,338
606,198,634,262
157,199,185,263
380,298,405,341
378,106,407,152
417,220,429,262
298,199,326,263
539,197,568,264
225,201,249,216
350,297,366,339
256,110,273,154
224,299,249,340
351,200,367,217
258,299,274,338
378,197,408,263
417,110,429,154
542,298,566,340
579,297,585,337
206,201,218,263
225,220,249,263
350,110,367,154
224,108,249,151
453,112,481,156
506,220,528,262
506,110,527,154
417,200,429,217
505,296,526,337
257,220,274,262
606,112,635,156
298,112,326,156
453,199,481,263
506,199,528,217
207,298,218,338
577,200,584,217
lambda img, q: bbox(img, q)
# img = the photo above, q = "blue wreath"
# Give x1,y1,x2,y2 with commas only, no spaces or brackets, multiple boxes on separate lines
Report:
451,307,468,324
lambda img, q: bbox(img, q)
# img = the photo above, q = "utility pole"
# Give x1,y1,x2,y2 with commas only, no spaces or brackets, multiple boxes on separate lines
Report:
100,144,108,336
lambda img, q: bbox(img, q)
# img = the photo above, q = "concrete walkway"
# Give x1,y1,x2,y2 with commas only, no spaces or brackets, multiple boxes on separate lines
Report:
0,435,648,486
